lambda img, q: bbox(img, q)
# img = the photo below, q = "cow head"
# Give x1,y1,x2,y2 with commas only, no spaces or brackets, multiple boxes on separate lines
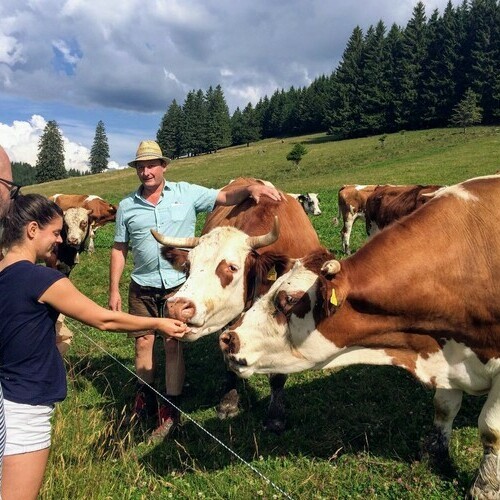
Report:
220,251,342,377
151,217,282,341
299,193,321,216
63,207,93,248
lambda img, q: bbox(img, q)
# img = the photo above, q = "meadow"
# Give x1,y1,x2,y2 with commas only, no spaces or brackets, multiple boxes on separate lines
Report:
22,126,500,499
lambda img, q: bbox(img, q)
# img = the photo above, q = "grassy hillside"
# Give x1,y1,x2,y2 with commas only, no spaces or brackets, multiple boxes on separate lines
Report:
22,126,500,499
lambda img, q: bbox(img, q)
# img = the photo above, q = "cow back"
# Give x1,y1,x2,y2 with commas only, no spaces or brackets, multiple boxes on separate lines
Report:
365,184,442,232
204,178,320,258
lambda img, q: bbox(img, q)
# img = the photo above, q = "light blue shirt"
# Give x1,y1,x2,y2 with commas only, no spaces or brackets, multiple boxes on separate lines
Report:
114,181,219,288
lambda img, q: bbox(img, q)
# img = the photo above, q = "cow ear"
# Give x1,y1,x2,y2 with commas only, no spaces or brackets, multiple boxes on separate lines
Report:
298,194,306,202
314,276,339,321
86,209,94,216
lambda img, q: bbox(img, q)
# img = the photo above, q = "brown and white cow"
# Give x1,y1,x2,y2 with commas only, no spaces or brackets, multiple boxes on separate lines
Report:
49,194,117,253
333,184,377,254
151,177,322,432
44,206,93,276
365,184,443,235
288,193,322,216
220,174,500,498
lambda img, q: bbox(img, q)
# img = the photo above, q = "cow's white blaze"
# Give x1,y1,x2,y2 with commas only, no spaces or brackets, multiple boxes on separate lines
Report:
172,226,252,339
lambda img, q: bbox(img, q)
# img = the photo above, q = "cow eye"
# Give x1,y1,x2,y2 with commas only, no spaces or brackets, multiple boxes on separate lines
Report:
286,295,298,305
228,264,239,273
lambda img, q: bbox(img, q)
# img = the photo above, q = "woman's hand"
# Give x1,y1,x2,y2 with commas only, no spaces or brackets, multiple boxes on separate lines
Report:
158,318,190,338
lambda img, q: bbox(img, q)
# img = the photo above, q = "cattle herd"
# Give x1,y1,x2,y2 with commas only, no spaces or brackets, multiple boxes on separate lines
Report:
48,174,500,498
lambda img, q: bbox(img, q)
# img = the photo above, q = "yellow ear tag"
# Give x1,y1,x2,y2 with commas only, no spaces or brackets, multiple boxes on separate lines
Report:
330,289,338,306
267,266,277,281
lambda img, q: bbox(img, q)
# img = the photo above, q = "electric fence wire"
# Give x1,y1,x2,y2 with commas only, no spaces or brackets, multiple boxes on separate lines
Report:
66,320,294,500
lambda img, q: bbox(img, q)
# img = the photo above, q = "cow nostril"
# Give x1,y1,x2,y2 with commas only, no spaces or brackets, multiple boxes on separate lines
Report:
219,331,240,354
219,332,231,349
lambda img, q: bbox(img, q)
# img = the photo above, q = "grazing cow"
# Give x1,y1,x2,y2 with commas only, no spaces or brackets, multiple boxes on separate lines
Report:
49,194,117,253
221,175,500,499
151,177,322,432
365,184,442,235
288,193,322,216
45,206,93,276
333,184,377,254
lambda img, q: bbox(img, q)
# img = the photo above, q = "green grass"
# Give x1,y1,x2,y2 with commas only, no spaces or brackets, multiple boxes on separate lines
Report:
21,126,499,499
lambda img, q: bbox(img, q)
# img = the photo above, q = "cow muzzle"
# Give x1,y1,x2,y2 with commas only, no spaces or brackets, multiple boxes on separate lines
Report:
219,330,241,355
166,297,197,323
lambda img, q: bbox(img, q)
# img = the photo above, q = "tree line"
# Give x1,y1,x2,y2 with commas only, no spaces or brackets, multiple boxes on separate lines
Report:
157,0,499,157
20,0,499,184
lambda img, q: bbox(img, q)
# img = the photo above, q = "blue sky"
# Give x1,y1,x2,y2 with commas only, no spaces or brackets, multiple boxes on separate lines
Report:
0,0,458,172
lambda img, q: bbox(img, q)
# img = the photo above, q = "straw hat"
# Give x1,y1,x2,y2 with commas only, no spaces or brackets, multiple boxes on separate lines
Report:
128,140,171,167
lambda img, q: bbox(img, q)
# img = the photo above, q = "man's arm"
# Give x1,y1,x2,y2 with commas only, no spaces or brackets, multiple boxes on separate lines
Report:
108,242,128,311
216,183,284,206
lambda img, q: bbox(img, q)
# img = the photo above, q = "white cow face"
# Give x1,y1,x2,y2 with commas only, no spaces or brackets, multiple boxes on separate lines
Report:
220,260,333,377
167,226,254,340
300,193,321,216
63,207,92,248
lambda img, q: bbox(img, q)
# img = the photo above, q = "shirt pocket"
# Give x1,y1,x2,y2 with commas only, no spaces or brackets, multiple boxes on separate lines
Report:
170,203,191,222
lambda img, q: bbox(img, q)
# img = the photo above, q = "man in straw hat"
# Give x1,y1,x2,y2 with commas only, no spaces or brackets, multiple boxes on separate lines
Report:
109,140,283,440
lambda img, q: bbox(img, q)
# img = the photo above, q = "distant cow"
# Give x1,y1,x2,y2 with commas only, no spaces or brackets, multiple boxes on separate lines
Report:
288,193,322,215
151,177,322,432
49,194,117,253
221,174,500,499
333,184,377,254
365,184,443,236
45,206,93,276
365,184,442,235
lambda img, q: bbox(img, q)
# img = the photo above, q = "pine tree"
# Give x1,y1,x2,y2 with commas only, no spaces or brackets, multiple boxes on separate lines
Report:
230,107,245,145
205,85,231,153
324,26,365,138
183,89,207,156
267,89,288,136
393,2,429,130
420,3,460,127
449,88,483,132
157,99,185,159
286,143,308,168
89,120,109,174
385,23,404,132
241,103,261,146
466,0,500,123
255,96,272,138
359,21,390,135
36,120,67,183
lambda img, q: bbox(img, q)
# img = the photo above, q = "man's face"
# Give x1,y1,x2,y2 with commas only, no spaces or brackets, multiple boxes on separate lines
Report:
135,160,166,191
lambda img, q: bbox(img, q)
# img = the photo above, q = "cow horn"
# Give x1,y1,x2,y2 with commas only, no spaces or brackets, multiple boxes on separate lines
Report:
321,260,341,277
150,229,200,248
247,216,280,249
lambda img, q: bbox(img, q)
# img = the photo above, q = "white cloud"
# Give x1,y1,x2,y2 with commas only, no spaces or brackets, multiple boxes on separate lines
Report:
0,33,24,65
0,115,90,172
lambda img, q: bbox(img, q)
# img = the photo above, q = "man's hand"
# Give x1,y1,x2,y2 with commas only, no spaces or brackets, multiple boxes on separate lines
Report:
248,184,284,204
108,290,122,311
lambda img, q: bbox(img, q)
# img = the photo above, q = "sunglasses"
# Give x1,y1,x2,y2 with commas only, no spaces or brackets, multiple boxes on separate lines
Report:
0,177,22,200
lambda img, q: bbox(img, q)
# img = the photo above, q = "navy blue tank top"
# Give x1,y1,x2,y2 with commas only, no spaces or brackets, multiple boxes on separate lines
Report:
0,260,67,405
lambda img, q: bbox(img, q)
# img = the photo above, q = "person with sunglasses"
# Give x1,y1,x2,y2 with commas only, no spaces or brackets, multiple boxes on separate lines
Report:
0,146,18,217
0,144,15,491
